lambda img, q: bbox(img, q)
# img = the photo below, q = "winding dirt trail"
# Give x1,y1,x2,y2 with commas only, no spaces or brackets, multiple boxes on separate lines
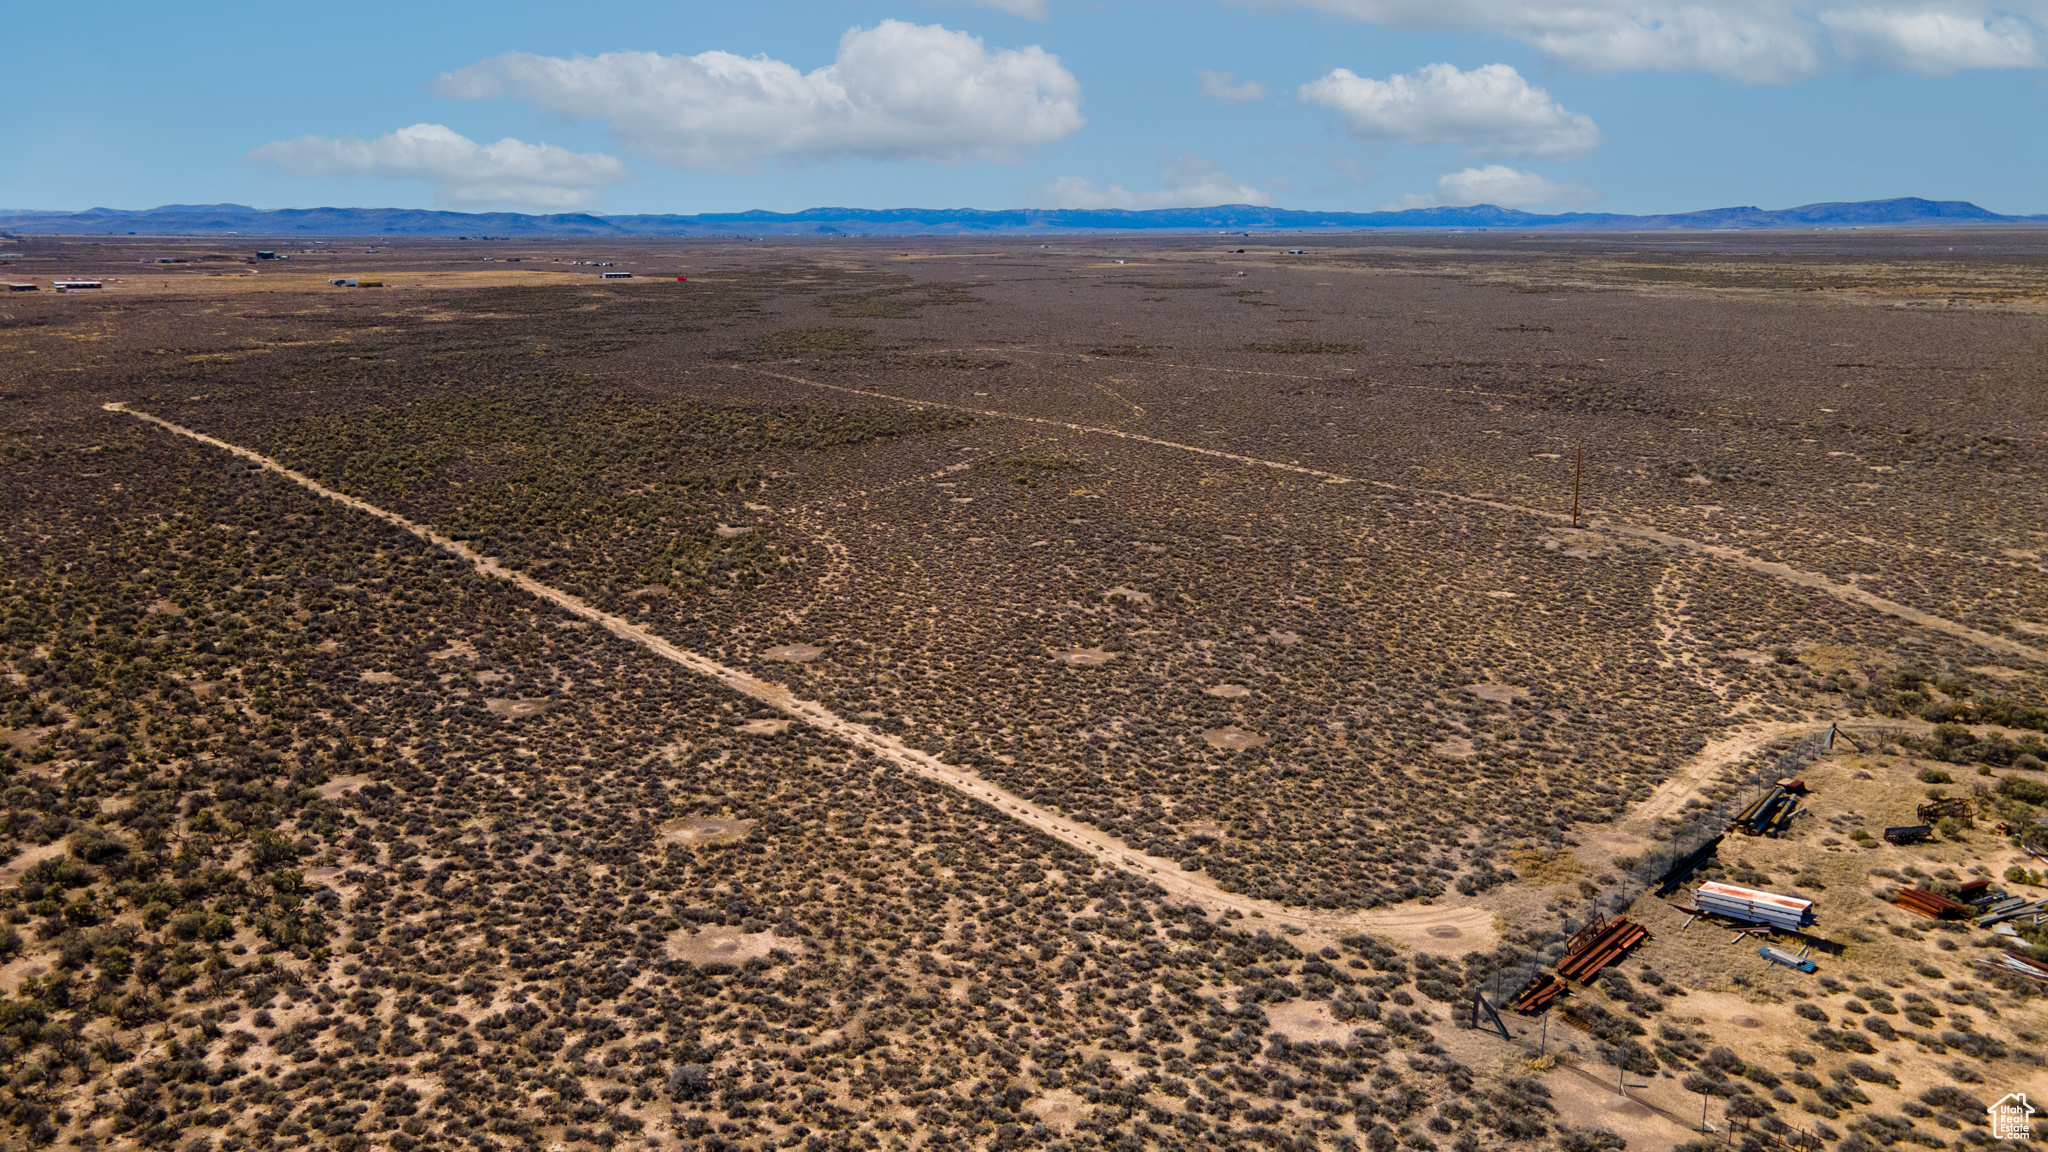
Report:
728,364,2048,668
107,402,1495,952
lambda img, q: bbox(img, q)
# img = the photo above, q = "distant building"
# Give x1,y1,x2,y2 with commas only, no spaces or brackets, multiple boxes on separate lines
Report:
330,278,358,287
600,271,633,279
5,282,37,292
256,251,277,259
52,279,101,290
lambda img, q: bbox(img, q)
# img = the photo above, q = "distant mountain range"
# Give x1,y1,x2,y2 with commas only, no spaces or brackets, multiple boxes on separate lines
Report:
2,197,2043,237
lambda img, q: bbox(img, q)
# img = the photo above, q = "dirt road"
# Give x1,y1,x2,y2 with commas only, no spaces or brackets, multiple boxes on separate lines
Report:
731,364,2048,668
108,402,1496,953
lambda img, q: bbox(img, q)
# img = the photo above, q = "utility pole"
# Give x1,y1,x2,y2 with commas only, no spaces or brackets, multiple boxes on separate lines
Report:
1572,447,1584,529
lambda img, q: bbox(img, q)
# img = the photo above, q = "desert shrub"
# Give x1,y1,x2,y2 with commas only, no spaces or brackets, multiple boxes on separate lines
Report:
1555,1126,1626,1151
1244,339,1362,355
1999,775,2047,805
66,827,129,864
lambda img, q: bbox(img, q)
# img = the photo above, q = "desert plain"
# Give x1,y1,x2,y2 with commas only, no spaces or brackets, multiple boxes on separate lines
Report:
0,229,2044,1152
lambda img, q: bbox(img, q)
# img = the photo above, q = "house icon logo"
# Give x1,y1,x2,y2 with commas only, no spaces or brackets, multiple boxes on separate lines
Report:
1991,1092,2036,1142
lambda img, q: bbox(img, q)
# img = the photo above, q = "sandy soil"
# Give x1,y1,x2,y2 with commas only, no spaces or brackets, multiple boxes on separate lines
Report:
761,643,825,662
1202,725,1268,750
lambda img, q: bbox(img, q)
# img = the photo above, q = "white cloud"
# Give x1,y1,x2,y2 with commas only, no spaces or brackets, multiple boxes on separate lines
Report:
1299,62,1603,160
246,123,628,209
1821,8,2042,73
1197,69,1271,104
966,0,1050,17
1248,0,2048,83
436,21,1083,171
1043,154,1276,208
1400,164,1601,209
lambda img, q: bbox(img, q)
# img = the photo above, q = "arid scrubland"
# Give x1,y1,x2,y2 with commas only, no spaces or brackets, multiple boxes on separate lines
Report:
0,232,2043,1152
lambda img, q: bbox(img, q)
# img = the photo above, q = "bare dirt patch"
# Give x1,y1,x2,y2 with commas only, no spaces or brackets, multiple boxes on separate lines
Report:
315,774,373,799
1102,585,1153,605
1054,647,1116,666
737,718,791,735
1203,683,1252,698
1432,736,1475,758
1202,725,1268,750
485,697,553,719
359,670,399,684
666,928,781,966
1027,1088,1090,1132
0,727,53,754
762,643,825,662
1463,683,1531,704
1542,530,1618,559
660,817,757,847
1265,999,1361,1045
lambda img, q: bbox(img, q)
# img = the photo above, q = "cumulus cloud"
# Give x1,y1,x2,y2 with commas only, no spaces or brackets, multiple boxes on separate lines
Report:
1248,0,2047,83
1299,62,1603,160
966,0,1050,16
1400,164,1602,209
436,21,1083,170
246,123,628,209
1043,153,1276,208
1820,7,2042,73
1197,69,1271,104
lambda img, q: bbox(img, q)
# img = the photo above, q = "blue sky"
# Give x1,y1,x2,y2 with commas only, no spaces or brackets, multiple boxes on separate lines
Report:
8,0,2048,215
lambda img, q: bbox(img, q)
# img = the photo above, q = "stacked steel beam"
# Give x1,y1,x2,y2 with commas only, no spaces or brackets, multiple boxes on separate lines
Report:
1977,896,2048,927
1891,887,1971,919
1555,918,1649,984
1693,881,1816,931
1977,952,2048,984
1509,974,1569,1013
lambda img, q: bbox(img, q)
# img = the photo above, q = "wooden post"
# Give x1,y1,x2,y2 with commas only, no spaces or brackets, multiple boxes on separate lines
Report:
1572,447,1583,528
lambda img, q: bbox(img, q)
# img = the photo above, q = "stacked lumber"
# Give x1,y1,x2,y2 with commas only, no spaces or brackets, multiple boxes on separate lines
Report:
1509,974,1569,1013
1891,887,1971,919
1555,918,1648,983
1694,881,1817,931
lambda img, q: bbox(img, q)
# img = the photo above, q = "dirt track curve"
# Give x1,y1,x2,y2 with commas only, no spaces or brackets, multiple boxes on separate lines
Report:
106,402,1497,953
731,363,2048,669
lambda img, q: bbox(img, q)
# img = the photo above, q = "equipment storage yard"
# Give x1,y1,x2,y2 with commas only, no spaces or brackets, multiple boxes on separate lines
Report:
0,232,2044,1152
